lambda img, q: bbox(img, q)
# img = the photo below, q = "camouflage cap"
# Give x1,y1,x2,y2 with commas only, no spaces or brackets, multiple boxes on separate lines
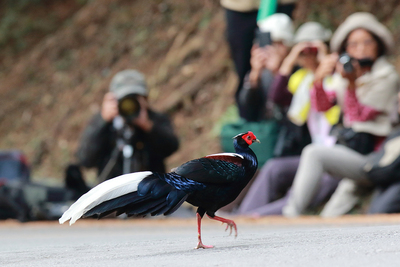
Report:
109,69,148,99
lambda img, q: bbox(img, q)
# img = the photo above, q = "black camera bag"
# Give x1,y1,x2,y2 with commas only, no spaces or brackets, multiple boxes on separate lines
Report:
363,127,400,186
331,124,375,155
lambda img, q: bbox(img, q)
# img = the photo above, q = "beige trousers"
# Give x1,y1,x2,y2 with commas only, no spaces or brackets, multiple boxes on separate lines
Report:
283,144,372,217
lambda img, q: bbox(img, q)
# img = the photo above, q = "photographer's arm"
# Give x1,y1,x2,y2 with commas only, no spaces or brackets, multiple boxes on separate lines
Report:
237,72,265,121
269,74,292,107
310,83,337,112
312,54,339,112
270,43,311,106
101,92,119,122
249,45,268,88
344,90,380,122
278,42,309,76
76,113,113,168
76,93,117,167
240,45,286,119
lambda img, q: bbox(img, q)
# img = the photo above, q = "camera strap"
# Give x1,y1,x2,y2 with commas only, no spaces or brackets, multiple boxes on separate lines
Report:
97,146,120,183
122,144,134,174
97,116,136,183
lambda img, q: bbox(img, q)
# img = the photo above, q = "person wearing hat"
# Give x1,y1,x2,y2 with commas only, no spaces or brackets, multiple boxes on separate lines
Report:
282,13,400,217
221,0,298,118
237,22,340,217
237,13,294,121
75,70,179,184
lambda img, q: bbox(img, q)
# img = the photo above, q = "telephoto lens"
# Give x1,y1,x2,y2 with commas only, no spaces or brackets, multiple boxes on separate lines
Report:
118,94,140,121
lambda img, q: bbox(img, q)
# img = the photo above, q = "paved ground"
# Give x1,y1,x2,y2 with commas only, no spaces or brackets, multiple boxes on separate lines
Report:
2,215,400,266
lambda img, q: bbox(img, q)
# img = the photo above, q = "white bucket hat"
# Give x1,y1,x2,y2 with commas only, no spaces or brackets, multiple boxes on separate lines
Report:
257,13,294,46
293,22,332,44
330,12,394,55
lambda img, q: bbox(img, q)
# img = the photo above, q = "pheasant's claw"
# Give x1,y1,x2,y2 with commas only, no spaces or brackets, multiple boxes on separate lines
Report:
208,214,238,238
224,223,229,232
195,241,214,249
227,222,237,237
223,223,233,236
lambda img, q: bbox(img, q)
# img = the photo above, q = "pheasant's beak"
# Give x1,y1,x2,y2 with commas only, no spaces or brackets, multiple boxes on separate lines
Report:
254,139,261,143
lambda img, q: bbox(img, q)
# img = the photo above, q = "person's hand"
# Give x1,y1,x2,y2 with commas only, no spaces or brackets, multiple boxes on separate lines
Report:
249,44,268,87
314,53,339,85
337,59,362,89
250,44,267,72
311,40,328,62
101,92,119,122
279,42,311,76
264,45,285,74
131,96,154,132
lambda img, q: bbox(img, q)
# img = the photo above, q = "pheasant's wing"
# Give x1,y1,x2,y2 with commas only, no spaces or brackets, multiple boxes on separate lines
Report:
173,153,245,184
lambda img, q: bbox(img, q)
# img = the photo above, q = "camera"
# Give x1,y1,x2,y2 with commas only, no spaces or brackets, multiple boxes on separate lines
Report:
256,30,272,47
301,46,318,54
118,94,141,121
338,53,354,73
339,53,374,73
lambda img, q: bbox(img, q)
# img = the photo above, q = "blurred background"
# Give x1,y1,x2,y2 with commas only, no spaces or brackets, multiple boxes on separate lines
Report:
1,0,400,186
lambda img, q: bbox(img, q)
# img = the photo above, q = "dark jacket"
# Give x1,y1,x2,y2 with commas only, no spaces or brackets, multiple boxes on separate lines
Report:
76,110,179,181
237,69,275,121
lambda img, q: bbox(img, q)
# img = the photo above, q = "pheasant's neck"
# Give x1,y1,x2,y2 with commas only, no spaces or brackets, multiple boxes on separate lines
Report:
234,145,258,174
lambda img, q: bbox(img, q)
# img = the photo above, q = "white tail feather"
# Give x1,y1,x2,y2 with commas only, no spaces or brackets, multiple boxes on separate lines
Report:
59,171,152,225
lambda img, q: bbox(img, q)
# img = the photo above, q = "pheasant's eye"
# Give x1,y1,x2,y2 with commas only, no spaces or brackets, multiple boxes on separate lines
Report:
247,136,251,140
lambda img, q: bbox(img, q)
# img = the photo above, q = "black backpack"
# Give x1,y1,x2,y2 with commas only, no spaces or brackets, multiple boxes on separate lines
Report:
0,151,81,221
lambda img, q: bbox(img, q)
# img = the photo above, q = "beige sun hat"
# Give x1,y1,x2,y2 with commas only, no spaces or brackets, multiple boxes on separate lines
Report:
330,12,394,55
258,13,294,46
293,21,332,44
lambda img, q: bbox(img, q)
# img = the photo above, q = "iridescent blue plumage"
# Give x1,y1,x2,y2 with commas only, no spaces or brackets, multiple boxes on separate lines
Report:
155,172,206,192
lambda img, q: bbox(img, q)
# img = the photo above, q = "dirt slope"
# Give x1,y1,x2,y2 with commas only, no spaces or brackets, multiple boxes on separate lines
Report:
1,0,400,183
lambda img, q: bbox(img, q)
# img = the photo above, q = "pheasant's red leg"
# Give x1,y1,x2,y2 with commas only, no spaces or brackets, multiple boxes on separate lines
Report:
207,214,238,237
195,213,214,249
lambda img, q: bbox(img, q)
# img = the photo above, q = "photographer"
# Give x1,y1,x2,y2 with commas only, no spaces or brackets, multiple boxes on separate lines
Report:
76,70,179,183
221,0,298,119
237,22,339,217
311,12,398,152
282,13,400,217
237,13,294,121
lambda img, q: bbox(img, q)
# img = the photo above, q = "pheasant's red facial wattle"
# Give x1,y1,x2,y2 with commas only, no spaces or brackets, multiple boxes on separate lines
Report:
241,131,257,145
